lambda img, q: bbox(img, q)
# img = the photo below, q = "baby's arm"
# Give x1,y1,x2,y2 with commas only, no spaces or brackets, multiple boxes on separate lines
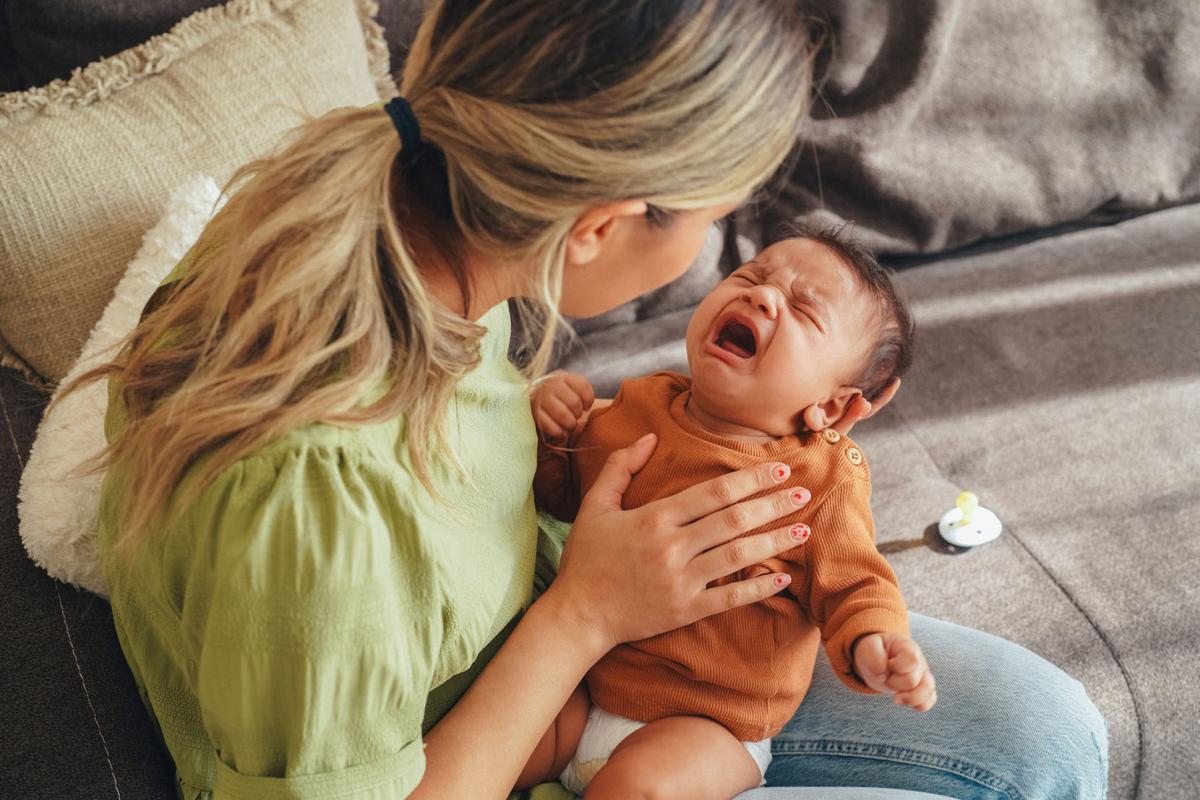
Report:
794,477,936,711
530,371,610,521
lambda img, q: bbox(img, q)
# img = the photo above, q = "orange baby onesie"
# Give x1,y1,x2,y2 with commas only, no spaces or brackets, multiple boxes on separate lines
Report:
534,371,910,741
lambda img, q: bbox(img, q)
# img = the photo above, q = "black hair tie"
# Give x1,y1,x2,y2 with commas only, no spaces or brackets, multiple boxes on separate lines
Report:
385,97,422,163
384,96,453,220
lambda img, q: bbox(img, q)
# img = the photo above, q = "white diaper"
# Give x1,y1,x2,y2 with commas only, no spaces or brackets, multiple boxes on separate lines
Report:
557,704,772,795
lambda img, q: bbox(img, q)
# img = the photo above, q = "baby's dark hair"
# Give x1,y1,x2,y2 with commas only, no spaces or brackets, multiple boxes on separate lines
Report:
784,223,915,403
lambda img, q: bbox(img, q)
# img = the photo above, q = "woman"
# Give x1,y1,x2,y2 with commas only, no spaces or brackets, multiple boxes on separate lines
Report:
64,1,1108,798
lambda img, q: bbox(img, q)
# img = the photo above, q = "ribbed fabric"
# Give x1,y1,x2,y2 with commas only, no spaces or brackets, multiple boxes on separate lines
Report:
537,372,909,741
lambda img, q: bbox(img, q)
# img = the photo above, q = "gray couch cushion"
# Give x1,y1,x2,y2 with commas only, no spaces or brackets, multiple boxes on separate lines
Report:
0,0,424,91
3,0,225,88
869,203,1200,800
0,1,22,92
741,1,1200,256
0,370,175,799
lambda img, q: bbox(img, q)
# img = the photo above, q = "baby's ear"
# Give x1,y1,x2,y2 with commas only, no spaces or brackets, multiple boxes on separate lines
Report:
801,386,863,432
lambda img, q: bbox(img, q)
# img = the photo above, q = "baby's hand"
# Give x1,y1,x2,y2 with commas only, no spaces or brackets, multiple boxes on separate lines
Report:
852,632,937,712
531,370,596,444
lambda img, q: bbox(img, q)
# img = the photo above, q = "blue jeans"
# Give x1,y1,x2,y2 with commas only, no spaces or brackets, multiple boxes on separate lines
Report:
738,614,1110,800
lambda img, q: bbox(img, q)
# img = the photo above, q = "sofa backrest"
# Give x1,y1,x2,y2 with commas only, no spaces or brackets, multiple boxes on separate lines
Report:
0,0,424,92
741,0,1200,256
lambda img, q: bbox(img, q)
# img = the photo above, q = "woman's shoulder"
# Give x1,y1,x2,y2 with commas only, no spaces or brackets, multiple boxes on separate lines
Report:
159,422,437,595
243,416,406,470
183,419,412,527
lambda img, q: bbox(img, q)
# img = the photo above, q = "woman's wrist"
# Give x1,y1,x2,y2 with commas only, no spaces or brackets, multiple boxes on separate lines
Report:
530,582,615,664
416,575,611,796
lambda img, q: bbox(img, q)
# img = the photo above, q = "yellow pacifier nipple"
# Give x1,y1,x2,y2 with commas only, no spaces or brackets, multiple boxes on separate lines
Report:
956,491,978,525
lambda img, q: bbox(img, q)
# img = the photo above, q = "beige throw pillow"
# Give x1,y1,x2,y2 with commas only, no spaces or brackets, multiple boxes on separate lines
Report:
0,0,397,382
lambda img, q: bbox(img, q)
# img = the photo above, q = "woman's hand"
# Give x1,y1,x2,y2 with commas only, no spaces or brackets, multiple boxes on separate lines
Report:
543,433,812,653
831,378,901,437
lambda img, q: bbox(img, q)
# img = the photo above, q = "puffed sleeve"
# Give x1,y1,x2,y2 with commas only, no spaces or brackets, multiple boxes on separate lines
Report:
793,476,910,694
175,444,443,799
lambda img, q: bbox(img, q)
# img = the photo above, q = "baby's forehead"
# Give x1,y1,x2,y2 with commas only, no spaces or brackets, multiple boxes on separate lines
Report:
740,239,865,302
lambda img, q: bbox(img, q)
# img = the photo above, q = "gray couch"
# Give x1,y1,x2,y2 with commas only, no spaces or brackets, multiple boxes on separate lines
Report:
2,2,1197,798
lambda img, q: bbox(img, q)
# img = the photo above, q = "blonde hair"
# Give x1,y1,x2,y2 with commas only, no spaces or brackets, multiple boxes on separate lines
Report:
57,0,817,556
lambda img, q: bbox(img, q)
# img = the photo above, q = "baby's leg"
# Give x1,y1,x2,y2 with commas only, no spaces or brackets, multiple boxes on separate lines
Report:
514,684,590,790
584,716,762,800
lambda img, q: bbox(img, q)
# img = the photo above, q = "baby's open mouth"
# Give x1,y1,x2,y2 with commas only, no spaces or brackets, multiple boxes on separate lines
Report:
714,318,757,358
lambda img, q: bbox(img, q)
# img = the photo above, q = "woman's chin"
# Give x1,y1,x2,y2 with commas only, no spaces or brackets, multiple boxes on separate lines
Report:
558,295,626,319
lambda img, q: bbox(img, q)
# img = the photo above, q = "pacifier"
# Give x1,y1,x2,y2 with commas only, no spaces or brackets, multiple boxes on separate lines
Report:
938,490,1002,547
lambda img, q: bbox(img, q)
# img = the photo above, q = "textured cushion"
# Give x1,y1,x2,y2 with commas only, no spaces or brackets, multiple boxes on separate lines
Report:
19,176,224,597
741,0,1200,256
0,0,396,382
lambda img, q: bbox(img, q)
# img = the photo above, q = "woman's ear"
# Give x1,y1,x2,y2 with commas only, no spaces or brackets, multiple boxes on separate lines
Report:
565,200,649,267
801,386,864,432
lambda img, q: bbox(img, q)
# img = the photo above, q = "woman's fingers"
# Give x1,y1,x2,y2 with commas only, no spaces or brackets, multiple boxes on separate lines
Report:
693,483,810,553
831,377,901,436
653,461,794,526
689,509,811,583
830,397,871,437
691,570,794,619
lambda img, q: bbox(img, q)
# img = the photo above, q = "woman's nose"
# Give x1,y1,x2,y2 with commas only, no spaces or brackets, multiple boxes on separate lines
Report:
743,284,781,318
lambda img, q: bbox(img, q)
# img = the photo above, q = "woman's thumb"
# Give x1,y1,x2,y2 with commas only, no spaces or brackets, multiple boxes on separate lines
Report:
577,433,657,517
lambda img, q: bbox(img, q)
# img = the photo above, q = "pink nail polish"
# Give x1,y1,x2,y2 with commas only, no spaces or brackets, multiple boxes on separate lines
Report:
774,574,790,587
772,463,790,482
790,487,811,506
791,523,811,541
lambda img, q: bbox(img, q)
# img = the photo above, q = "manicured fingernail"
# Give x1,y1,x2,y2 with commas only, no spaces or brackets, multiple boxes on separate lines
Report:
771,463,790,482
790,487,811,506
791,523,811,541
774,574,791,588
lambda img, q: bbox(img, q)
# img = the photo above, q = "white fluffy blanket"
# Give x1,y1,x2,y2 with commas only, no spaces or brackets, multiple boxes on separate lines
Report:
18,176,224,596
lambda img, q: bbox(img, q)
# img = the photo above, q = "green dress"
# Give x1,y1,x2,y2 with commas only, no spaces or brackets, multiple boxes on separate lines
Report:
98,255,572,799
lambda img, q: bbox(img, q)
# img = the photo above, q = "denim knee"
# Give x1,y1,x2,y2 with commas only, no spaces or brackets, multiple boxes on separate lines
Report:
767,615,1112,800
1065,676,1110,799
1009,669,1109,800
915,615,1111,800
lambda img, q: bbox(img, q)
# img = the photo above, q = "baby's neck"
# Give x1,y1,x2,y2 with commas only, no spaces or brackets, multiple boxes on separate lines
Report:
683,395,782,444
